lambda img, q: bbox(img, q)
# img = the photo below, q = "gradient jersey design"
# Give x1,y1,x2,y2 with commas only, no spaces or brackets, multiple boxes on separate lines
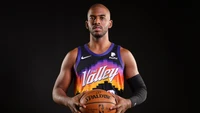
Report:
74,43,124,96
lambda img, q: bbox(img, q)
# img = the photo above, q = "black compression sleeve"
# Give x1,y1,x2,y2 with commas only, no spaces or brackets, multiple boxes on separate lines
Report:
127,74,147,107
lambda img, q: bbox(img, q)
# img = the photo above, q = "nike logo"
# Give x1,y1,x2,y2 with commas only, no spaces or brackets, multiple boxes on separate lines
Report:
81,55,91,59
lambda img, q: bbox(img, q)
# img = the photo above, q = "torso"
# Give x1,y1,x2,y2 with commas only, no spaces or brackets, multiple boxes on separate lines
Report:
73,43,125,96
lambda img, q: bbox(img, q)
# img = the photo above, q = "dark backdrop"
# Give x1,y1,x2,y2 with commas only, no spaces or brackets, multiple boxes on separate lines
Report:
1,0,189,113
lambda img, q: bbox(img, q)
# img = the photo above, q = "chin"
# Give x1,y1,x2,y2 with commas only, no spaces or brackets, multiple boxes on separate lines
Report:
92,33,103,39
94,35,102,39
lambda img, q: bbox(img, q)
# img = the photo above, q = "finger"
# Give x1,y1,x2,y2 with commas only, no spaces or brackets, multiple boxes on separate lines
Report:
110,104,121,110
82,90,88,95
72,109,80,113
77,91,88,99
108,93,118,105
116,107,123,113
73,109,81,113
78,103,86,108
121,110,126,113
73,105,81,113
75,102,86,109
69,106,80,113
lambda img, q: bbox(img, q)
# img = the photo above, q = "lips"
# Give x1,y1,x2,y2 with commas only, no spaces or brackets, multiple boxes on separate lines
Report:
93,26,102,30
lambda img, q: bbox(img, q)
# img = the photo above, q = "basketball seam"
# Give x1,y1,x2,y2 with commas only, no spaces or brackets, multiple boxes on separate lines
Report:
84,102,116,105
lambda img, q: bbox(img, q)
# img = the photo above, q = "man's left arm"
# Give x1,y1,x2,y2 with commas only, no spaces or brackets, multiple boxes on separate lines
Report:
121,47,147,107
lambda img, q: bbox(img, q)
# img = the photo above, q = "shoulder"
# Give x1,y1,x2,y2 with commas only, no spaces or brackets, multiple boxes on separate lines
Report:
68,47,78,56
63,47,79,63
119,46,133,57
113,43,132,55
118,45,136,64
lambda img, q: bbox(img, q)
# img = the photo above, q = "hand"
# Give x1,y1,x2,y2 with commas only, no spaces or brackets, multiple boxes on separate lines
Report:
65,92,87,113
110,94,132,113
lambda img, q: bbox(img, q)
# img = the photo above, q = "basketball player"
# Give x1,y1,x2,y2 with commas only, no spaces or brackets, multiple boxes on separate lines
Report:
52,3,147,113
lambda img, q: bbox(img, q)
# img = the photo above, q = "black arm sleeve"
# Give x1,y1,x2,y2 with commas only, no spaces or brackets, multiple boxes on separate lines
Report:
127,74,147,107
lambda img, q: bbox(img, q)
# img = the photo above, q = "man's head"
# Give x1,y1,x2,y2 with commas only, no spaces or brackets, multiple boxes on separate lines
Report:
85,3,113,39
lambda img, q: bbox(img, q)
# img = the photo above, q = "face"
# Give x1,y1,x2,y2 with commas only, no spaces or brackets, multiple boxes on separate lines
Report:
86,5,112,39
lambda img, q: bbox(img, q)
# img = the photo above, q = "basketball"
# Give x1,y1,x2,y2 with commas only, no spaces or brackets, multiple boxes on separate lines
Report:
79,89,117,113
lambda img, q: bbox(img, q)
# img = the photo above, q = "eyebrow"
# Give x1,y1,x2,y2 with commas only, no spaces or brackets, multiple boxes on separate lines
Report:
90,14,106,17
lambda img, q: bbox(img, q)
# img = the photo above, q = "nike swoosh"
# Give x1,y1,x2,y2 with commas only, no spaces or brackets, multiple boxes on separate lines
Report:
81,55,91,59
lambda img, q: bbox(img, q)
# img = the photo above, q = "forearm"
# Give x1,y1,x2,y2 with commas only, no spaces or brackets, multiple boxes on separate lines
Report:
129,87,147,107
52,87,70,106
127,74,147,107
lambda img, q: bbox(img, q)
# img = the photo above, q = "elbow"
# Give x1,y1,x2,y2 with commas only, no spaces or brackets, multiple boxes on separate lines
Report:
52,87,60,103
52,88,56,102
142,88,147,102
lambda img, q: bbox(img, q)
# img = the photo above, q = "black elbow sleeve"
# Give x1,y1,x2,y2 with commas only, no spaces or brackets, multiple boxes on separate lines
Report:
127,74,147,107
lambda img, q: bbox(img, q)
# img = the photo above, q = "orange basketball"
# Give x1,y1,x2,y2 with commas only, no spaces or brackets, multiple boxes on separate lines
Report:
79,89,116,113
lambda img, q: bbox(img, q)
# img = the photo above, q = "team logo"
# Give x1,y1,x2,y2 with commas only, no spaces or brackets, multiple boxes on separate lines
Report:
82,66,119,86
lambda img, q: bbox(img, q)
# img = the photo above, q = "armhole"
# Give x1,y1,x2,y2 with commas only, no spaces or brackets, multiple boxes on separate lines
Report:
74,46,81,70
117,45,124,69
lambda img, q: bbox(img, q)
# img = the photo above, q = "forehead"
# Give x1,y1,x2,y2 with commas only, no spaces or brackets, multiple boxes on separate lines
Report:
88,6,110,17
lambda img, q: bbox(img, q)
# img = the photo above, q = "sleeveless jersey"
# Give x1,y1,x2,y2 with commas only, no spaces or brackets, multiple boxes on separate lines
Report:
74,43,124,96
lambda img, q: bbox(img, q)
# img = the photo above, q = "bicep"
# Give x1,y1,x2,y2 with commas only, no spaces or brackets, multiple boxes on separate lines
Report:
53,49,77,92
121,48,139,79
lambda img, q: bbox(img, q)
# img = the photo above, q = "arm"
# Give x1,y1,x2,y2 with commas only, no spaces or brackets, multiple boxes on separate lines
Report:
52,48,85,113
121,47,147,107
111,47,147,113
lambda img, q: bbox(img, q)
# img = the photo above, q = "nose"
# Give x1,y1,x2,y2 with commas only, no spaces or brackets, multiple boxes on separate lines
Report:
94,17,100,25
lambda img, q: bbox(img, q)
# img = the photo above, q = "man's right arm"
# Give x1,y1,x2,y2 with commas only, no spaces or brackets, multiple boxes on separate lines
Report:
52,48,78,106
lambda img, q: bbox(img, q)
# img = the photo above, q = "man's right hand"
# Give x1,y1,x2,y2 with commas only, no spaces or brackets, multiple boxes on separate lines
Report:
65,92,87,113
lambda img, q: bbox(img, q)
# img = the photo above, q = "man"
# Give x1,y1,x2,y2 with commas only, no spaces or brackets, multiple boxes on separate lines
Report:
52,3,147,113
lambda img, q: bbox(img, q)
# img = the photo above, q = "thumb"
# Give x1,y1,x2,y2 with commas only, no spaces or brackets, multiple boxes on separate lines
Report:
79,90,88,97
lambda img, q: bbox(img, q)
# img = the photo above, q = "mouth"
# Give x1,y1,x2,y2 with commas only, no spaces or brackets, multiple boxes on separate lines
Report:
93,26,102,32
93,26,102,30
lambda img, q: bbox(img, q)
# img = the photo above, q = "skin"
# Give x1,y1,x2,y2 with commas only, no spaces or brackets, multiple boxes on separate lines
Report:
52,3,140,113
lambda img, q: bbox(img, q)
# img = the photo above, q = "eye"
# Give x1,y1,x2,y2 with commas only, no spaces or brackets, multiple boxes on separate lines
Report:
100,16,105,20
90,16,95,20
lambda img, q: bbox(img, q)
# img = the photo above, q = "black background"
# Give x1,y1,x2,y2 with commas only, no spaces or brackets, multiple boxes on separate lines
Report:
1,0,190,113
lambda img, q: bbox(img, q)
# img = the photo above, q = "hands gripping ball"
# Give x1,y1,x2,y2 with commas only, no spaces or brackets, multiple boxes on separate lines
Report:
79,89,116,113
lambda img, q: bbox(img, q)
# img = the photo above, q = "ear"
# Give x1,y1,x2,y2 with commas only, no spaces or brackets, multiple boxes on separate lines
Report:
108,20,113,28
85,21,89,29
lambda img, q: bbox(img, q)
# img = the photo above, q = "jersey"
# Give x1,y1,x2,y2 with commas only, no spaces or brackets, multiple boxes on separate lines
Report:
73,43,125,96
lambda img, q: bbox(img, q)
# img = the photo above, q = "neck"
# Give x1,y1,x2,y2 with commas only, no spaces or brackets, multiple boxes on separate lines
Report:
87,34,112,54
